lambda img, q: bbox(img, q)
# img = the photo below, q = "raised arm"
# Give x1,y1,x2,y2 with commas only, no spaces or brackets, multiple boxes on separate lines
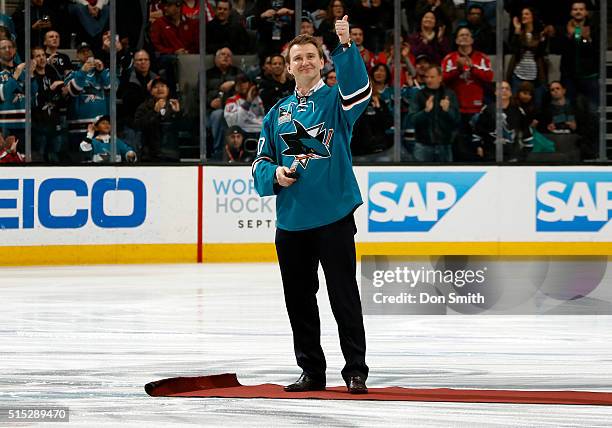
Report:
331,15,371,126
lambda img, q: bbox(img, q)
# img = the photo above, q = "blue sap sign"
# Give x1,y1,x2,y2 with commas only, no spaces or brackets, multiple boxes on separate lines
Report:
368,172,485,232
0,178,147,229
536,172,612,232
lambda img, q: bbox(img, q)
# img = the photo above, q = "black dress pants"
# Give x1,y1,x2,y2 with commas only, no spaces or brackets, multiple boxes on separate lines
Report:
275,213,368,384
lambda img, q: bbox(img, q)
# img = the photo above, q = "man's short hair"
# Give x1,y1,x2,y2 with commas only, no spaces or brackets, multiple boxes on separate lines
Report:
44,30,59,39
415,53,431,64
270,54,285,64
216,47,232,57
571,1,589,8
455,26,473,38
0,38,15,48
31,46,45,57
549,80,565,89
217,0,232,8
134,49,150,59
427,64,442,75
285,34,324,63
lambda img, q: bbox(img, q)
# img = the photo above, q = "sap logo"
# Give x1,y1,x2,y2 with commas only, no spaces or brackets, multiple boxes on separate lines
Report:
0,178,147,229
368,172,485,232
536,172,612,232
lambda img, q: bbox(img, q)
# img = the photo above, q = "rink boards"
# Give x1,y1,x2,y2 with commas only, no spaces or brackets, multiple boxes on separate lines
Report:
0,165,610,265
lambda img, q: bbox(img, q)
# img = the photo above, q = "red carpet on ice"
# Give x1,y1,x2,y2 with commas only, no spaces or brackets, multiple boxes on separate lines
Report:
145,373,612,405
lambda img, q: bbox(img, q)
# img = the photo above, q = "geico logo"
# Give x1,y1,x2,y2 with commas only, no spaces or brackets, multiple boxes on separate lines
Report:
367,171,485,232
536,172,612,232
369,182,456,222
0,178,147,229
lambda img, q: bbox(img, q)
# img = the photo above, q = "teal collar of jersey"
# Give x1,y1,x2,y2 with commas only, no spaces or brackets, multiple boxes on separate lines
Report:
294,78,325,99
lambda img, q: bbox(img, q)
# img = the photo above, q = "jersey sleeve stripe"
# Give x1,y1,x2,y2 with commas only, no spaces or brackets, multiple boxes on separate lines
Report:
70,78,83,92
338,80,371,100
340,85,372,111
251,156,274,174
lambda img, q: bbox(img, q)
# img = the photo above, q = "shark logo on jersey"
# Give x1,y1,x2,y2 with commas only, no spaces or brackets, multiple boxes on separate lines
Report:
279,119,334,168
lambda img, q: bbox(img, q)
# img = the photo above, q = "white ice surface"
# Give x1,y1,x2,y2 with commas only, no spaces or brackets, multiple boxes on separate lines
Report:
1,263,611,427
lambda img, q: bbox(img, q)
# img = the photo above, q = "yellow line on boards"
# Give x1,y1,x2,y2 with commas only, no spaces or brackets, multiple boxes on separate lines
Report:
3,244,198,266
2,242,611,266
202,242,612,262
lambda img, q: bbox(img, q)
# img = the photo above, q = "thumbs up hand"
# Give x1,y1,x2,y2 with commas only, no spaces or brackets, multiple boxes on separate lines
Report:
335,15,350,45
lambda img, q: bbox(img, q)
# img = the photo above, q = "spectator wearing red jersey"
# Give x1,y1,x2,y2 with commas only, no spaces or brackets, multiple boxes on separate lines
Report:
150,0,199,95
442,27,492,114
442,26,492,160
181,0,214,21
0,134,24,163
149,0,164,23
150,0,199,54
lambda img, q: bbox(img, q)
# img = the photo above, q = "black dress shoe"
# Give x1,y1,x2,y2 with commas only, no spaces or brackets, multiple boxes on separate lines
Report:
284,374,326,392
347,376,368,394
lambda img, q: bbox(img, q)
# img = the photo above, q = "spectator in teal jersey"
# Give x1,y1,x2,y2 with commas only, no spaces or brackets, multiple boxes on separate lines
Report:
80,115,136,163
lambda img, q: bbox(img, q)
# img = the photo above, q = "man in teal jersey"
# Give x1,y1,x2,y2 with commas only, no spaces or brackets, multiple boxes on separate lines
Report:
252,15,370,394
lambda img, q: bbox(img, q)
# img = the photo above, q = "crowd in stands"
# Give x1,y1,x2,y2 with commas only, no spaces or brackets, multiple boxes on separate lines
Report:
0,0,602,164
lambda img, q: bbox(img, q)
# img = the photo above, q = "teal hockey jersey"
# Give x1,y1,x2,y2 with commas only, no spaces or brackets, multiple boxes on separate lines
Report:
252,43,371,231
80,133,136,163
65,68,111,136
0,66,26,129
